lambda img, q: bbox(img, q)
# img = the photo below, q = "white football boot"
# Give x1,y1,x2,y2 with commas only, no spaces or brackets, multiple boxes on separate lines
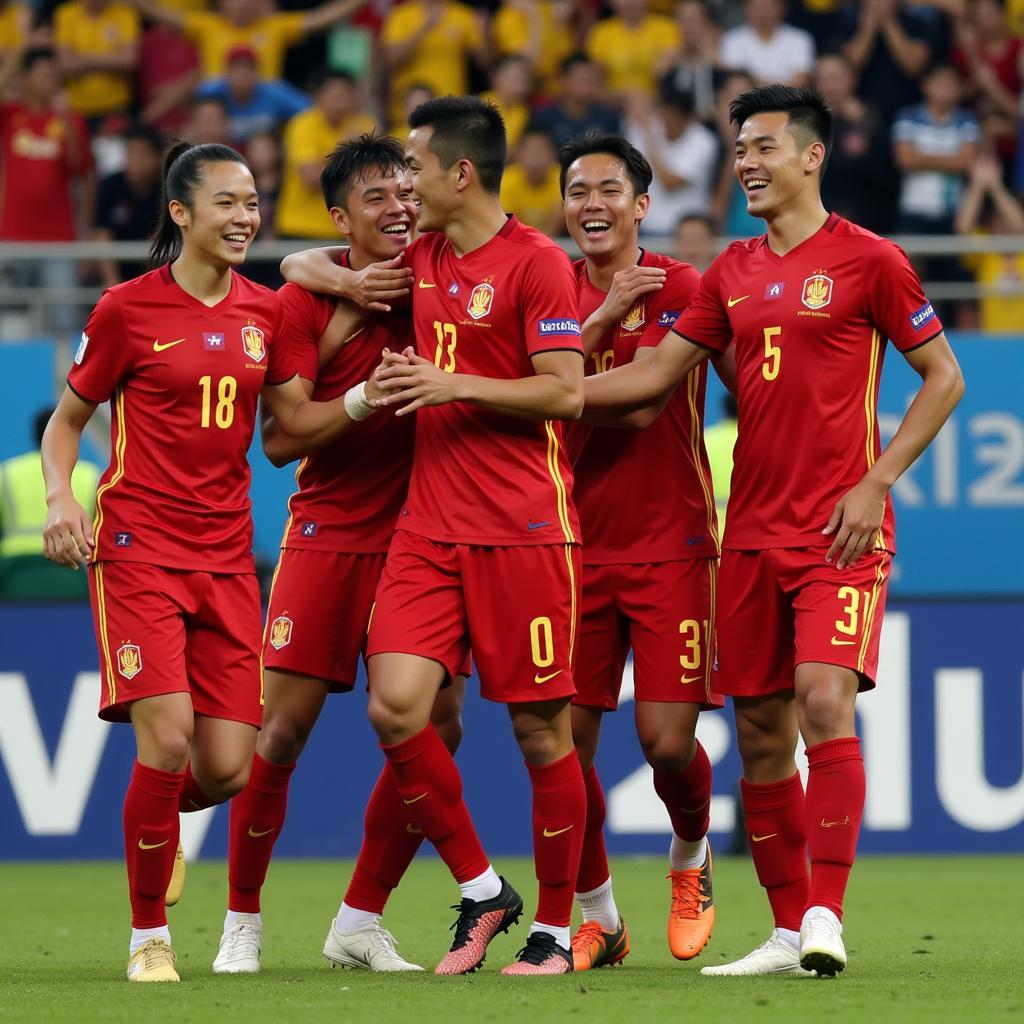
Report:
799,906,847,977
322,919,424,972
701,928,815,977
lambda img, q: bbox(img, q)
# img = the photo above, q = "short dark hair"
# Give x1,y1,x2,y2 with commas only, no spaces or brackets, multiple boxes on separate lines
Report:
560,52,593,76
676,212,715,234
408,95,507,194
320,131,405,211
558,132,653,198
23,46,56,72
729,85,833,163
659,82,696,116
124,122,164,153
308,68,357,93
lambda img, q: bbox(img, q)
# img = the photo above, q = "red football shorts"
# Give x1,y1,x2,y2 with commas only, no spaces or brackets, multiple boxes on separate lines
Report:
367,530,581,704
716,547,892,697
89,560,263,726
262,547,387,691
574,558,723,711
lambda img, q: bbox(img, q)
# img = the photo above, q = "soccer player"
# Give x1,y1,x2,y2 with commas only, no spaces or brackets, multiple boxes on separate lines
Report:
41,141,386,982
580,86,964,978
558,133,724,970
285,96,588,976
213,133,466,976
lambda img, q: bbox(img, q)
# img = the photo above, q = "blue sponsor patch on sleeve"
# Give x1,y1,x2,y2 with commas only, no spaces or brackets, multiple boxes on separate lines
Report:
909,302,936,330
658,309,681,327
538,317,582,337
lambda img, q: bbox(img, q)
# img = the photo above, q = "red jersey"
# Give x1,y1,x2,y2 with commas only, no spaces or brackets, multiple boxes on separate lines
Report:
0,103,92,240
399,216,583,547
68,266,294,572
277,276,414,554
672,213,943,552
570,251,718,564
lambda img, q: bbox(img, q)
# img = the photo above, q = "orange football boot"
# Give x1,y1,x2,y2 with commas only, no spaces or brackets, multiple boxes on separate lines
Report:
667,844,714,960
570,918,631,971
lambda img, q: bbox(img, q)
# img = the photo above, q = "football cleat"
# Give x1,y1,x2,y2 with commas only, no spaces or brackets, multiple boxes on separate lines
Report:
127,939,179,982
667,844,715,959
501,931,573,976
700,929,815,977
434,876,523,975
570,918,630,971
323,919,424,972
212,922,262,974
799,907,847,978
165,842,185,907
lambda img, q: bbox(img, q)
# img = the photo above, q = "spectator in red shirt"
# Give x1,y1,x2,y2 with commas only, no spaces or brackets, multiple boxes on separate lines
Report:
0,46,95,338
953,0,1022,171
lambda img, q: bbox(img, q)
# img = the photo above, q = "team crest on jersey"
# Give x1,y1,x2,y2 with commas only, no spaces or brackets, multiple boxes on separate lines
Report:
117,643,142,679
241,323,266,362
621,300,646,332
269,615,293,650
801,274,833,310
467,282,495,320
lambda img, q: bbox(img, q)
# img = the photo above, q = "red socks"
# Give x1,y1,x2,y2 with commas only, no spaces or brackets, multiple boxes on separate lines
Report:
529,750,586,927
740,772,809,932
381,724,489,884
575,763,610,893
345,765,426,914
227,753,295,914
804,737,865,920
652,741,712,842
178,763,217,812
123,760,184,929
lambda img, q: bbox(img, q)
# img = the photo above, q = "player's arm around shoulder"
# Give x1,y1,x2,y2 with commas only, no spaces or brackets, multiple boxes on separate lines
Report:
280,246,413,313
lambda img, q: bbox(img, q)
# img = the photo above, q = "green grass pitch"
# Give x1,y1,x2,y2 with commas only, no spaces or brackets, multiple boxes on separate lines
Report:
1,855,1019,1023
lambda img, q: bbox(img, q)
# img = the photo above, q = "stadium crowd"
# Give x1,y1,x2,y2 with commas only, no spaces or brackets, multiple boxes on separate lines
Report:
2,0,1024,329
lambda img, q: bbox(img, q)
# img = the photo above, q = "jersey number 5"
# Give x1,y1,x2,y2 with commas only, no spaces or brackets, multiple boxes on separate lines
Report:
199,374,237,429
762,326,781,381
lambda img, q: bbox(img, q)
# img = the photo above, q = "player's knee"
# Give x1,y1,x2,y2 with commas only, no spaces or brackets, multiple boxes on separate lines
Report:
640,730,696,774
258,713,312,764
515,725,564,767
735,720,793,778
140,725,192,772
798,685,851,743
197,760,251,802
367,692,416,744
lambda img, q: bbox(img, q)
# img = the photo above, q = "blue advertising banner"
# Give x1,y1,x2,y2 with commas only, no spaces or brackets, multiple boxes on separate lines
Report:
1,600,1020,860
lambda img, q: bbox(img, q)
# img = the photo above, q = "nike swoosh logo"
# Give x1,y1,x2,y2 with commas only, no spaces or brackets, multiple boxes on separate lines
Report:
403,792,428,805
727,295,749,308
821,818,849,828
680,675,702,685
535,670,562,684
248,826,275,838
751,833,777,843
831,638,856,646
153,337,186,352
138,838,170,850
542,825,573,838
527,521,550,531
406,824,422,834
417,279,436,288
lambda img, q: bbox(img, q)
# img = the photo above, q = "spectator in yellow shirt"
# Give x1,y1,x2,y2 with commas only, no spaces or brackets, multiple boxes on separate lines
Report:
381,0,486,124
390,81,435,141
491,0,575,96
481,54,533,148
955,150,1024,332
586,0,681,101
276,71,376,239
500,127,564,237
54,0,139,120
131,0,363,80
0,2,31,60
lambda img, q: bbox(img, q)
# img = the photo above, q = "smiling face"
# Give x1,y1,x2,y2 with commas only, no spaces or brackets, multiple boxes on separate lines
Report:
400,126,460,233
332,165,416,264
172,160,260,267
734,110,823,220
563,152,648,260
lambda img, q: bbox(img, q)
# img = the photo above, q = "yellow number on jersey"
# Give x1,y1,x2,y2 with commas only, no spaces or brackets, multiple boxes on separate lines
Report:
762,326,781,381
590,350,614,374
679,618,707,673
530,615,555,669
199,374,237,429
433,321,457,372
835,586,872,636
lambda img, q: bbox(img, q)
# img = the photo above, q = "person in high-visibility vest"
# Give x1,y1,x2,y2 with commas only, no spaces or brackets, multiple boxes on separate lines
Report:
703,392,737,533
0,408,100,596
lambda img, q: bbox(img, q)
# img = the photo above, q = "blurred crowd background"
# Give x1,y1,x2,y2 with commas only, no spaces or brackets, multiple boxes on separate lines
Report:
2,0,1024,334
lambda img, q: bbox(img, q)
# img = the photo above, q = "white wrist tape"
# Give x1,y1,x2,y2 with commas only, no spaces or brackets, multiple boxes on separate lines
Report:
343,380,377,421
